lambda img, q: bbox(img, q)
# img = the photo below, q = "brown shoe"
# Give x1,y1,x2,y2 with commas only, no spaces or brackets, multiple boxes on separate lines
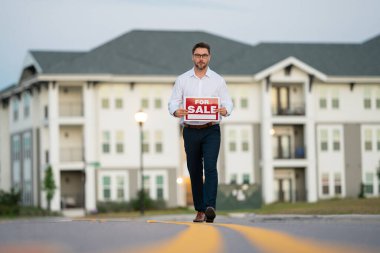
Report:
193,212,206,222
205,207,216,223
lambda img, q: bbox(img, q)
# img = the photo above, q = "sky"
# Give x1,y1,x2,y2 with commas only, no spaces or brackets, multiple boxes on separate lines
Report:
1,0,380,90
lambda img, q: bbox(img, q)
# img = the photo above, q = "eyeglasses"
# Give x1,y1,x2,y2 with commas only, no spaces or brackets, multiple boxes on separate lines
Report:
193,54,209,59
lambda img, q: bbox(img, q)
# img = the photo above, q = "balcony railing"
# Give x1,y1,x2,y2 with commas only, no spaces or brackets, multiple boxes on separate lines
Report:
275,189,307,202
59,102,83,117
273,146,306,159
272,103,305,116
60,147,84,162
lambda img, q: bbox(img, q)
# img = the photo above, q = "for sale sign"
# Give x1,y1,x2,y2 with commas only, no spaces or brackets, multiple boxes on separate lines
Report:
184,97,220,121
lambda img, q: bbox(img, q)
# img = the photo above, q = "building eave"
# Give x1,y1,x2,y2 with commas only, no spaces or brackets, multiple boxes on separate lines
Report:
254,56,328,82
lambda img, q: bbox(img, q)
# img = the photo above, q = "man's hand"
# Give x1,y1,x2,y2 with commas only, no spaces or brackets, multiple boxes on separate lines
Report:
216,107,228,116
174,108,188,118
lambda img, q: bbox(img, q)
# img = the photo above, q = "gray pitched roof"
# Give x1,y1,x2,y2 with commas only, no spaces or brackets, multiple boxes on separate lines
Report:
32,30,253,76
30,51,85,71
28,30,380,77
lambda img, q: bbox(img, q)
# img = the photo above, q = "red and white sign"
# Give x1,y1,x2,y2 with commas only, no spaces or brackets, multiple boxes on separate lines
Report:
184,97,220,121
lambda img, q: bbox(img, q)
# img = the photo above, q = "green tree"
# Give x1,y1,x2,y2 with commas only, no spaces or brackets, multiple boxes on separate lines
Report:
43,165,56,211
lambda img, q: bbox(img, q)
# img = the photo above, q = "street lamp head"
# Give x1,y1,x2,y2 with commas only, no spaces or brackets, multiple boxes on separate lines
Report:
135,110,148,125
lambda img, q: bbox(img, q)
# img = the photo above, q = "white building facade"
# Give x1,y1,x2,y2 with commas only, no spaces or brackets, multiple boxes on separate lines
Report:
0,30,379,212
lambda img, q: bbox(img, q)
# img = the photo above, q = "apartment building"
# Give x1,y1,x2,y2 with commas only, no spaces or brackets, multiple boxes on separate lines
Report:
0,30,379,212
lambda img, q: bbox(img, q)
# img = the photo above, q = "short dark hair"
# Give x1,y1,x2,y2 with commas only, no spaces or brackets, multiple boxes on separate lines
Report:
192,42,211,54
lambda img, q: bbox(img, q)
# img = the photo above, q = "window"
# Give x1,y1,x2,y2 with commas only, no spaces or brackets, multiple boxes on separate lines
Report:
229,129,237,152
44,105,49,119
143,175,150,195
320,129,328,151
45,150,49,164
319,89,327,109
331,89,339,109
322,173,329,195
102,131,110,153
377,129,380,151
143,131,149,153
156,175,164,199
319,98,327,109
141,98,149,109
155,130,163,153
363,88,371,109
365,173,374,194
23,92,31,118
116,176,125,200
102,176,111,200
230,174,237,184
99,173,128,202
242,174,250,184
154,98,162,109
101,98,109,109
332,129,340,151
240,98,248,109
12,136,20,161
364,129,372,151
115,98,123,109
241,129,249,152
13,98,19,121
23,134,31,159
334,173,342,195
376,89,380,109
116,131,124,154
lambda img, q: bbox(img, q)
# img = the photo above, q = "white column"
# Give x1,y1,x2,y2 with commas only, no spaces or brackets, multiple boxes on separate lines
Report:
0,107,11,192
83,83,97,212
305,79,317,202
261,79,274,204
48,82,61,211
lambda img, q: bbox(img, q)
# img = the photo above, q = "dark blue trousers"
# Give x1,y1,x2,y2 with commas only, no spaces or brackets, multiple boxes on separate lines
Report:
183,124,221,212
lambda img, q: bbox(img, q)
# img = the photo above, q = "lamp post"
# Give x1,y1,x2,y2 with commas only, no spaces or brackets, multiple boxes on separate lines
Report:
135,110,148,215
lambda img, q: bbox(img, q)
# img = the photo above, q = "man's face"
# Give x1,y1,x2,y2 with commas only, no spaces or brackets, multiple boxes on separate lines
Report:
192,47,210,71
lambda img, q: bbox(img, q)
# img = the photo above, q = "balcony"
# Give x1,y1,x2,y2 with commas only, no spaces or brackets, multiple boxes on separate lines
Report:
59,86,83,117
272,124,306,159
271,84,305,116
60,147,84,162
59,102,83,117
59,126,84,163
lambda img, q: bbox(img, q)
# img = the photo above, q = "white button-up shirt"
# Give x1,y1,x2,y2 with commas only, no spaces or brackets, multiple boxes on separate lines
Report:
168,67,233,125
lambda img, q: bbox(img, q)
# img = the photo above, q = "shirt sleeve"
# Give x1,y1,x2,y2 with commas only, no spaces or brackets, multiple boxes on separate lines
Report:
168,78,183,116
219,78,233,117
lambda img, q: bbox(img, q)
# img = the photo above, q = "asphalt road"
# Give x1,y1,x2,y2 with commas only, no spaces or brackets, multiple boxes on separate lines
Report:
0,214,379,253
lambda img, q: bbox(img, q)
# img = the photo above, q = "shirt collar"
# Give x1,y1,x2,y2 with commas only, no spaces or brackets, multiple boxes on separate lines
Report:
190,67,212,78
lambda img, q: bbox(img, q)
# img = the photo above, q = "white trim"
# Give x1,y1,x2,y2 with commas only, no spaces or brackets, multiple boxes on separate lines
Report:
325,77,380,83
38,74,177,83
254,56,327,81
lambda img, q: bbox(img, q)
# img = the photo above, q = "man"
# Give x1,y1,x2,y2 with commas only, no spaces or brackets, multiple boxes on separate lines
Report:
168,42,233,223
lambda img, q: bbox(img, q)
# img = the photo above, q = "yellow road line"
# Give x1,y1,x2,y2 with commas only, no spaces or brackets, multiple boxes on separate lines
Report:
218,223,364,253
121,220,222,253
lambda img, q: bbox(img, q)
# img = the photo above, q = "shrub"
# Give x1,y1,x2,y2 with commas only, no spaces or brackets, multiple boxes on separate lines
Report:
0,189,21,216
130,190,167,211
96,191,167,213
96,201,132,213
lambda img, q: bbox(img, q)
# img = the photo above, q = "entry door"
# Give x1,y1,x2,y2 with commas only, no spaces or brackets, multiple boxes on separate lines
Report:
60,171,85,208
273,86,290,115
273,135,291,159
277,178,292,202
